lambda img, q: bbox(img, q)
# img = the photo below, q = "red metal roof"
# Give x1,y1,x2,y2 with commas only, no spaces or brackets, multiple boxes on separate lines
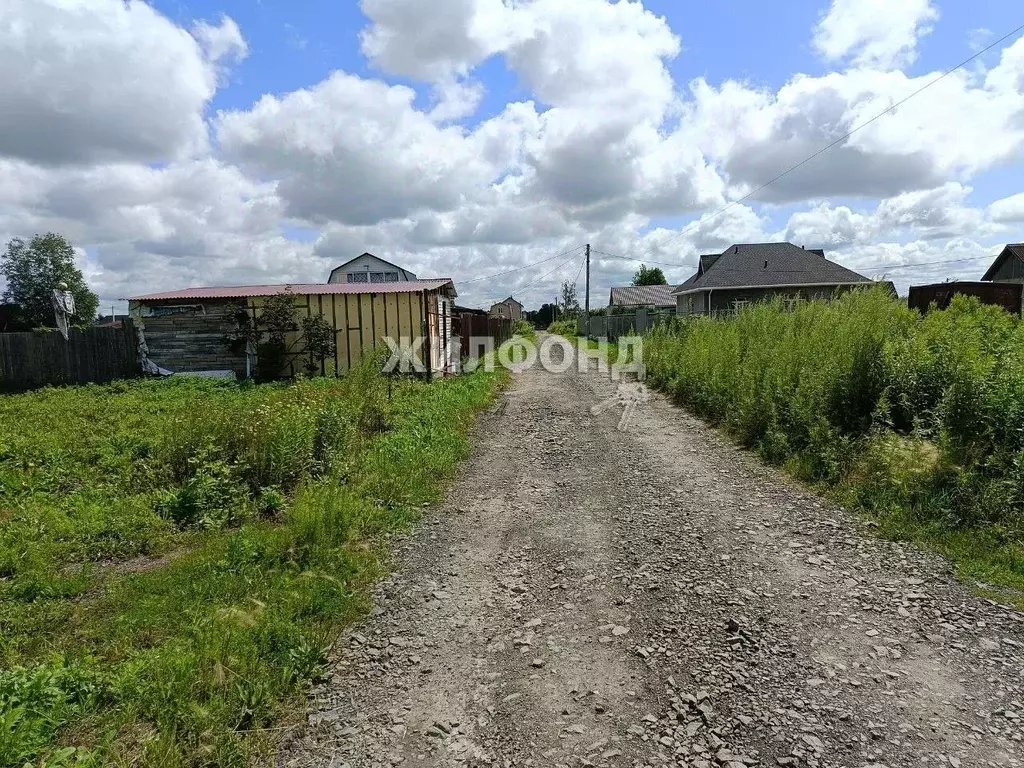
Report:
127,279,455,302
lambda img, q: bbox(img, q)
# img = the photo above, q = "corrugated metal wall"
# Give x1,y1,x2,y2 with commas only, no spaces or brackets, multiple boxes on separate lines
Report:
249,290,429,377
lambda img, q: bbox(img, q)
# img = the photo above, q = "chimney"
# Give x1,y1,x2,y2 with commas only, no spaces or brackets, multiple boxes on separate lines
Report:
734,246,738,254
764,260,769,269
801,245,805,249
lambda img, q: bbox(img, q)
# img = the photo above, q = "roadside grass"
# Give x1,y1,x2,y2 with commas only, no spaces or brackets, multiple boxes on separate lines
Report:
644,290,1024,608
0,361,506,767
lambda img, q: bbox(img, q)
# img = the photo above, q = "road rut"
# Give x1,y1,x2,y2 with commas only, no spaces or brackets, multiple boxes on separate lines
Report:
280,337,1024,768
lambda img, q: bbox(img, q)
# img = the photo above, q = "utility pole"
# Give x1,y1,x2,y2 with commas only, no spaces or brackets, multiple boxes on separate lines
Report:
585,243,591,337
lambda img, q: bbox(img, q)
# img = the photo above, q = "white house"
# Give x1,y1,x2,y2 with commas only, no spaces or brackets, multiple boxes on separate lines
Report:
328,253,417,285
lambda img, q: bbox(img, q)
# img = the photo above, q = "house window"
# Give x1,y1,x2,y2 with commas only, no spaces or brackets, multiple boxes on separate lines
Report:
385,272,399,282
370,272,385,283
731,298,750,314
347,272,368,283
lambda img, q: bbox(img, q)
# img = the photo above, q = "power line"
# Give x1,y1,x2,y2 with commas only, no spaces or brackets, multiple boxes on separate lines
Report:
456,244,584,285
861,254,993,273
478,249,586,306
627,21,1024,261
591,249,691,268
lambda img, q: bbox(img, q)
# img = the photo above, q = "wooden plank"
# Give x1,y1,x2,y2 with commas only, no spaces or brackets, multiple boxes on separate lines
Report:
359,294,374,356
384,293,400,346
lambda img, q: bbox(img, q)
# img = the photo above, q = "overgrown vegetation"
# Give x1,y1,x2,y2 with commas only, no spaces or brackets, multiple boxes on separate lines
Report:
512,319,536,340
645,289,1024,602
0,360,504,767
546,319,578,337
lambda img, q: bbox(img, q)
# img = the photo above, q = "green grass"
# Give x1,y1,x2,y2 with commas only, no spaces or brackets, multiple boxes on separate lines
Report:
645,289,1024,607
0,361,506,767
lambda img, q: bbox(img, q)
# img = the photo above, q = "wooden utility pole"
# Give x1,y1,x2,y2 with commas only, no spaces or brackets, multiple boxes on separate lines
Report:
585,243,591,337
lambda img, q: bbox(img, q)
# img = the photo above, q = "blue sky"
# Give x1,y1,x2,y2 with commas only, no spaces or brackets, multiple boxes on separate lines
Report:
3,0,1024,312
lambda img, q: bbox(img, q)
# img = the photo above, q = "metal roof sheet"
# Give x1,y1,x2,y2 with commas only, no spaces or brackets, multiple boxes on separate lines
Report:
128,279,455,302
608,285,677,307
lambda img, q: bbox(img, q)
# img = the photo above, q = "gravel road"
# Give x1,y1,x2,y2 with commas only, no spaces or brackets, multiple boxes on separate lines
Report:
280,336,1024,768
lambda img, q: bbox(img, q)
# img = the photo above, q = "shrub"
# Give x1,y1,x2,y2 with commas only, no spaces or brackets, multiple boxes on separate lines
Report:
547,319,578,337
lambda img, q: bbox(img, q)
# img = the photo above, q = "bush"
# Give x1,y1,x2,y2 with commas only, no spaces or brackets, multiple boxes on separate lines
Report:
512,319,536,340
547,319,578,337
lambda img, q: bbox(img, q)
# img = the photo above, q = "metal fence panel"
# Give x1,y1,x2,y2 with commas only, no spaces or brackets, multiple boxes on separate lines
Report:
579,309,675,340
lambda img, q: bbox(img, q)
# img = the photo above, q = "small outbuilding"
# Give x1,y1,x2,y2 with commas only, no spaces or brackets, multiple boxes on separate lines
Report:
608,285,676,310
128,279,457,379
909,281,1023,317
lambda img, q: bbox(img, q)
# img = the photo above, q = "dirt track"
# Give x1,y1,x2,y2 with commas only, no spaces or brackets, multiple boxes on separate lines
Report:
280,335,1024,768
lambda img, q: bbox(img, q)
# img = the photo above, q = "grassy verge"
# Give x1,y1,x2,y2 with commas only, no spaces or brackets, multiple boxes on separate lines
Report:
644,289,1024,607
0,361,506,767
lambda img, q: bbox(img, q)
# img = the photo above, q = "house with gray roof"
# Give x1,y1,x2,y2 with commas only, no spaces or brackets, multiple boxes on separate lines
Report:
981,243,1024,284
672,242,879,316
608,284,676,310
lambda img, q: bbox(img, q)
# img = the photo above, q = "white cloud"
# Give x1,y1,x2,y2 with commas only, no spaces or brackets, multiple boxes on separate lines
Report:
683,42,1024,203
813,0,938,70
428,77,486,122
3,0,1024,315
783,183,990,248
192,16,249,69
216,72,498,226
0,0,243,166
989,193,1024,223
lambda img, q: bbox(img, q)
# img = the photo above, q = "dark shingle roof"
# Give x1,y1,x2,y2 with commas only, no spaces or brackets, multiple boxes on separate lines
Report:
673,243,871,294
981,244,1024,281
609,285,676,308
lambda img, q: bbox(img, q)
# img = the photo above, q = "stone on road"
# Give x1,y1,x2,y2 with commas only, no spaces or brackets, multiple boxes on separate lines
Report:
280,336,1024,768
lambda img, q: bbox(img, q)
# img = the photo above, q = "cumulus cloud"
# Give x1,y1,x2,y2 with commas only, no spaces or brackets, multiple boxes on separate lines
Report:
3,0,1024,312
0,0,243,166
216,72,499,226
989,193,1024,224
813,0,938,70
192,16,249,70
683,43,1024,203
782,183,991,248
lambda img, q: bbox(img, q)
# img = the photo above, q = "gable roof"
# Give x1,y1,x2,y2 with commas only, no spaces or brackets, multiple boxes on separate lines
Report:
981,244,1024,281
673,243,871,295
609,285,676,307
328,252,415,281
128,279,455,302
493,296,522,307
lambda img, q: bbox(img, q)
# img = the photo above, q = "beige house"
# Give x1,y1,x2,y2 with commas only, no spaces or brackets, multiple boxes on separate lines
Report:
327,252,417,285
489,296,523,320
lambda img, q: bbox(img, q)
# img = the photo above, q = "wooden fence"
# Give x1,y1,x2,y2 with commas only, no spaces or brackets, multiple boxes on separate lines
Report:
454,314,514,360
0,321,139,391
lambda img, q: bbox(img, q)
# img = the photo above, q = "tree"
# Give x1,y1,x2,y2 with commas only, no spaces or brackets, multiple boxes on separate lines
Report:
301,313,337,375
252,290,298,381
1,233,99,327
560,281,581,318
632,264,668,286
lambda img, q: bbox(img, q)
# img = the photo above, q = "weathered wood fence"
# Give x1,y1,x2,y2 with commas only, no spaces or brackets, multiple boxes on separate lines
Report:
0,322,139,391
454,314,514,360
